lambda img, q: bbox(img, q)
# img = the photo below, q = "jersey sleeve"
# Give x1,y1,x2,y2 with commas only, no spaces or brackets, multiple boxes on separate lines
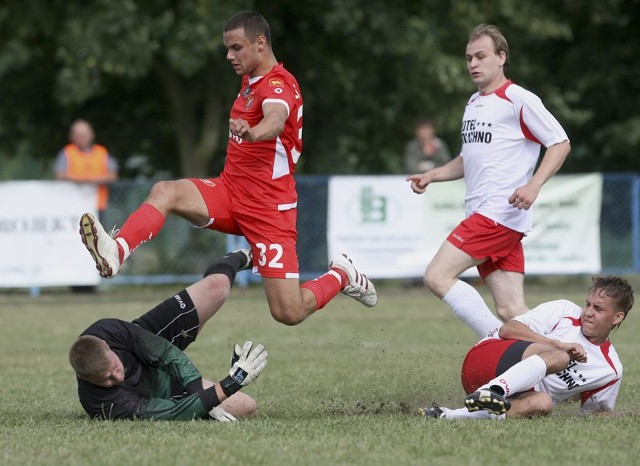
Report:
513,299,579,335
508,87,569,147
79,382,213,420
54,150,67,174
579,377,621,414
261,74,298,118
135,393,211,420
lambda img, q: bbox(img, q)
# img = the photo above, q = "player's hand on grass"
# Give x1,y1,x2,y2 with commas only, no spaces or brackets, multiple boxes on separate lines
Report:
209,405,237,422
219,340,268,396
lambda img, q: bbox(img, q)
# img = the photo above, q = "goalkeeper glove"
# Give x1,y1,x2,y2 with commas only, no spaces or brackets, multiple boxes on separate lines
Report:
209,405,237,422
219,340,268,397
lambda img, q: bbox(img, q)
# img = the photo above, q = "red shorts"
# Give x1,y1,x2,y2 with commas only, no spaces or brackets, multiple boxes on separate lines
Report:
189,177,299,279
460,338,532,395
447,213,525,279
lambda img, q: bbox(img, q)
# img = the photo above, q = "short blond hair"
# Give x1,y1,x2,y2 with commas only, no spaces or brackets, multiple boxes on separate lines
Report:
469,24,510,69
69,335,111,379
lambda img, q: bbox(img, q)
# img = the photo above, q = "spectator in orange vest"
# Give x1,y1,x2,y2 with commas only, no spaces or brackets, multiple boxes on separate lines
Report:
55,119,119,217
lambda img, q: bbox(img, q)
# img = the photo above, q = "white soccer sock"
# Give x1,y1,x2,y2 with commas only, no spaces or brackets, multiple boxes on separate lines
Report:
440,407,505,421
484,354,547,397
442,280,503,338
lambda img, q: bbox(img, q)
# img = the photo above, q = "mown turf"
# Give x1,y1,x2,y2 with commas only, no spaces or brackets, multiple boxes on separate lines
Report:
1,279,639,465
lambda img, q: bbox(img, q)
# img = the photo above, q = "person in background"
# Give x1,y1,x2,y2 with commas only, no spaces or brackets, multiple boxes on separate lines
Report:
403,117,451,174
55,119,119,219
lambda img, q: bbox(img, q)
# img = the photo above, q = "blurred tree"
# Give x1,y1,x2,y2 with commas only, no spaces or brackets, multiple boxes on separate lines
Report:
0,0,637,178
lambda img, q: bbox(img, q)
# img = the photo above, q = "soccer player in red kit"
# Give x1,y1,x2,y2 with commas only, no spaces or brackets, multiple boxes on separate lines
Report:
79,10,377,326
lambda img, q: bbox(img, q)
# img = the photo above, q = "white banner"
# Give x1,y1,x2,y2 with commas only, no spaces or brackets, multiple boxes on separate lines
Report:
328,174,602,278
0,181,101,287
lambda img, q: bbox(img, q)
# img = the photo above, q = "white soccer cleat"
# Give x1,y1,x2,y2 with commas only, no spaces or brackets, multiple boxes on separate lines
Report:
79,213,121,278
330,253,378,307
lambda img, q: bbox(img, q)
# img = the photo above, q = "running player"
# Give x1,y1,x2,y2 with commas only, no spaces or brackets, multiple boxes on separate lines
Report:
420,275,634,419
79,11,377,326
407,24,571,336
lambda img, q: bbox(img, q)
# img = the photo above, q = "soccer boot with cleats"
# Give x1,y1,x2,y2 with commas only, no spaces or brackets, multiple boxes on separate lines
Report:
330,253,378,307
464,386,511,415
79,213,121,278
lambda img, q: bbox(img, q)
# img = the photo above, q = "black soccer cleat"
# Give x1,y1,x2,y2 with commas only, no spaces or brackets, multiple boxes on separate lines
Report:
464,387,511,415
418,402,445,419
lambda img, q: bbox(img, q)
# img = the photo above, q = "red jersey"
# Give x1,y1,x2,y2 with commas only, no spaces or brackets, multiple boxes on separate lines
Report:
222,63,303,211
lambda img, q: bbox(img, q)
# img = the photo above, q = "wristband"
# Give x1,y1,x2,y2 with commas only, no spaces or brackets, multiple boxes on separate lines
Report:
219,375,242,397
197,386,222,411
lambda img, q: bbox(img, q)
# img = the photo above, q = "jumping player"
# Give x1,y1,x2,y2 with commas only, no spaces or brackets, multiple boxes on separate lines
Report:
407,24,571,336
421,275,634,419
79,11,377,326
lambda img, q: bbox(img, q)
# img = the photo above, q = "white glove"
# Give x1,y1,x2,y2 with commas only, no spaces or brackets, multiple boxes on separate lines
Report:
209,405,237,422
230,343,242,368
219,340,268,396
229,340,268,386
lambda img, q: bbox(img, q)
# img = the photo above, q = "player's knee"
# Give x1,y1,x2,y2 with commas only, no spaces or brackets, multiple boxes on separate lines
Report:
495,305,526,322
528,393,554,417
423,268,440,294
147,180,180,207
241,396,257,418
270,306,306,326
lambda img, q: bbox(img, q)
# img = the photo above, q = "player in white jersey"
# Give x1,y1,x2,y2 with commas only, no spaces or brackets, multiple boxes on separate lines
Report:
420,275,634,419
407,24,572,337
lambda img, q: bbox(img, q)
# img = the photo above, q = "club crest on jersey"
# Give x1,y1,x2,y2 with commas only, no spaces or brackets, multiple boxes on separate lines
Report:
242,86,252,97
245,96,254,110
269,78,284,87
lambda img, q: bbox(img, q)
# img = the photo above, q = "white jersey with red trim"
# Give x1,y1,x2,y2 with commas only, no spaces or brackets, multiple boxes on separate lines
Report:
460,80,568,233
513,300,622,413
222,63,303,211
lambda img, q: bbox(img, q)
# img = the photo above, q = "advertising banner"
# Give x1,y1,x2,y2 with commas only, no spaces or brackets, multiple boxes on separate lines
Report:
0,181,100,287
328,174,601,278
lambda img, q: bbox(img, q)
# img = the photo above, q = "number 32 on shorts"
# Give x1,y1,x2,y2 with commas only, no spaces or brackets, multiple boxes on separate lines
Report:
255,242,284,269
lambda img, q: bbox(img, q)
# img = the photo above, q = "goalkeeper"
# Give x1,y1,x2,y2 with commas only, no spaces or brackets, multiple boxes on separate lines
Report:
68,249,267,421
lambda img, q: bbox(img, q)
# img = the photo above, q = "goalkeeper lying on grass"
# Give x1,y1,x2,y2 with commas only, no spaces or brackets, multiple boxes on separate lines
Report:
69,249,267,421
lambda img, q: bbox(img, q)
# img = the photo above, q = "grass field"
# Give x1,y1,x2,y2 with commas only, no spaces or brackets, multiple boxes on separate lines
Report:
1,278,640,465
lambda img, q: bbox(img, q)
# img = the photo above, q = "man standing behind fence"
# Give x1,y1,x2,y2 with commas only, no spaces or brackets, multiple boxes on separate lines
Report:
55,119,119,219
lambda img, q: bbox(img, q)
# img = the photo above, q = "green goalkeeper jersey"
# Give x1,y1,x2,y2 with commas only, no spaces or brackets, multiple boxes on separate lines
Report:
76,318,213,420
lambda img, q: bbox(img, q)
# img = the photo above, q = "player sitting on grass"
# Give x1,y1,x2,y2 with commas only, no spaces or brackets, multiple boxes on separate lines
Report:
69,250,266,421
420,275,634,419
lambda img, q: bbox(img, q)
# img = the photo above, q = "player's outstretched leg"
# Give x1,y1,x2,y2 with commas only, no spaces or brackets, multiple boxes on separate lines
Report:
79,213,121,278
330,254,378,307
464,386,511,415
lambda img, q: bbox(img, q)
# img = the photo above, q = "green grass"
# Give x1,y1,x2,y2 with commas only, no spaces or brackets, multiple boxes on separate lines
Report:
1,280,640,466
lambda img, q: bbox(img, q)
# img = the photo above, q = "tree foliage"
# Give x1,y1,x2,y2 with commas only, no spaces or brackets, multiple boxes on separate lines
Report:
0,0,637,179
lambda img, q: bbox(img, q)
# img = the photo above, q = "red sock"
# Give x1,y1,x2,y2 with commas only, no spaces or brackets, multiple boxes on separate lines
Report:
115,203,165,262
300,270,342,310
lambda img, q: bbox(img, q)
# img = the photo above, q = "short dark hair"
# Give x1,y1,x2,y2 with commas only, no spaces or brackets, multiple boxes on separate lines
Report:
589,275,634,330
224,10,271,46
69,335,111,379
468,24,510,69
